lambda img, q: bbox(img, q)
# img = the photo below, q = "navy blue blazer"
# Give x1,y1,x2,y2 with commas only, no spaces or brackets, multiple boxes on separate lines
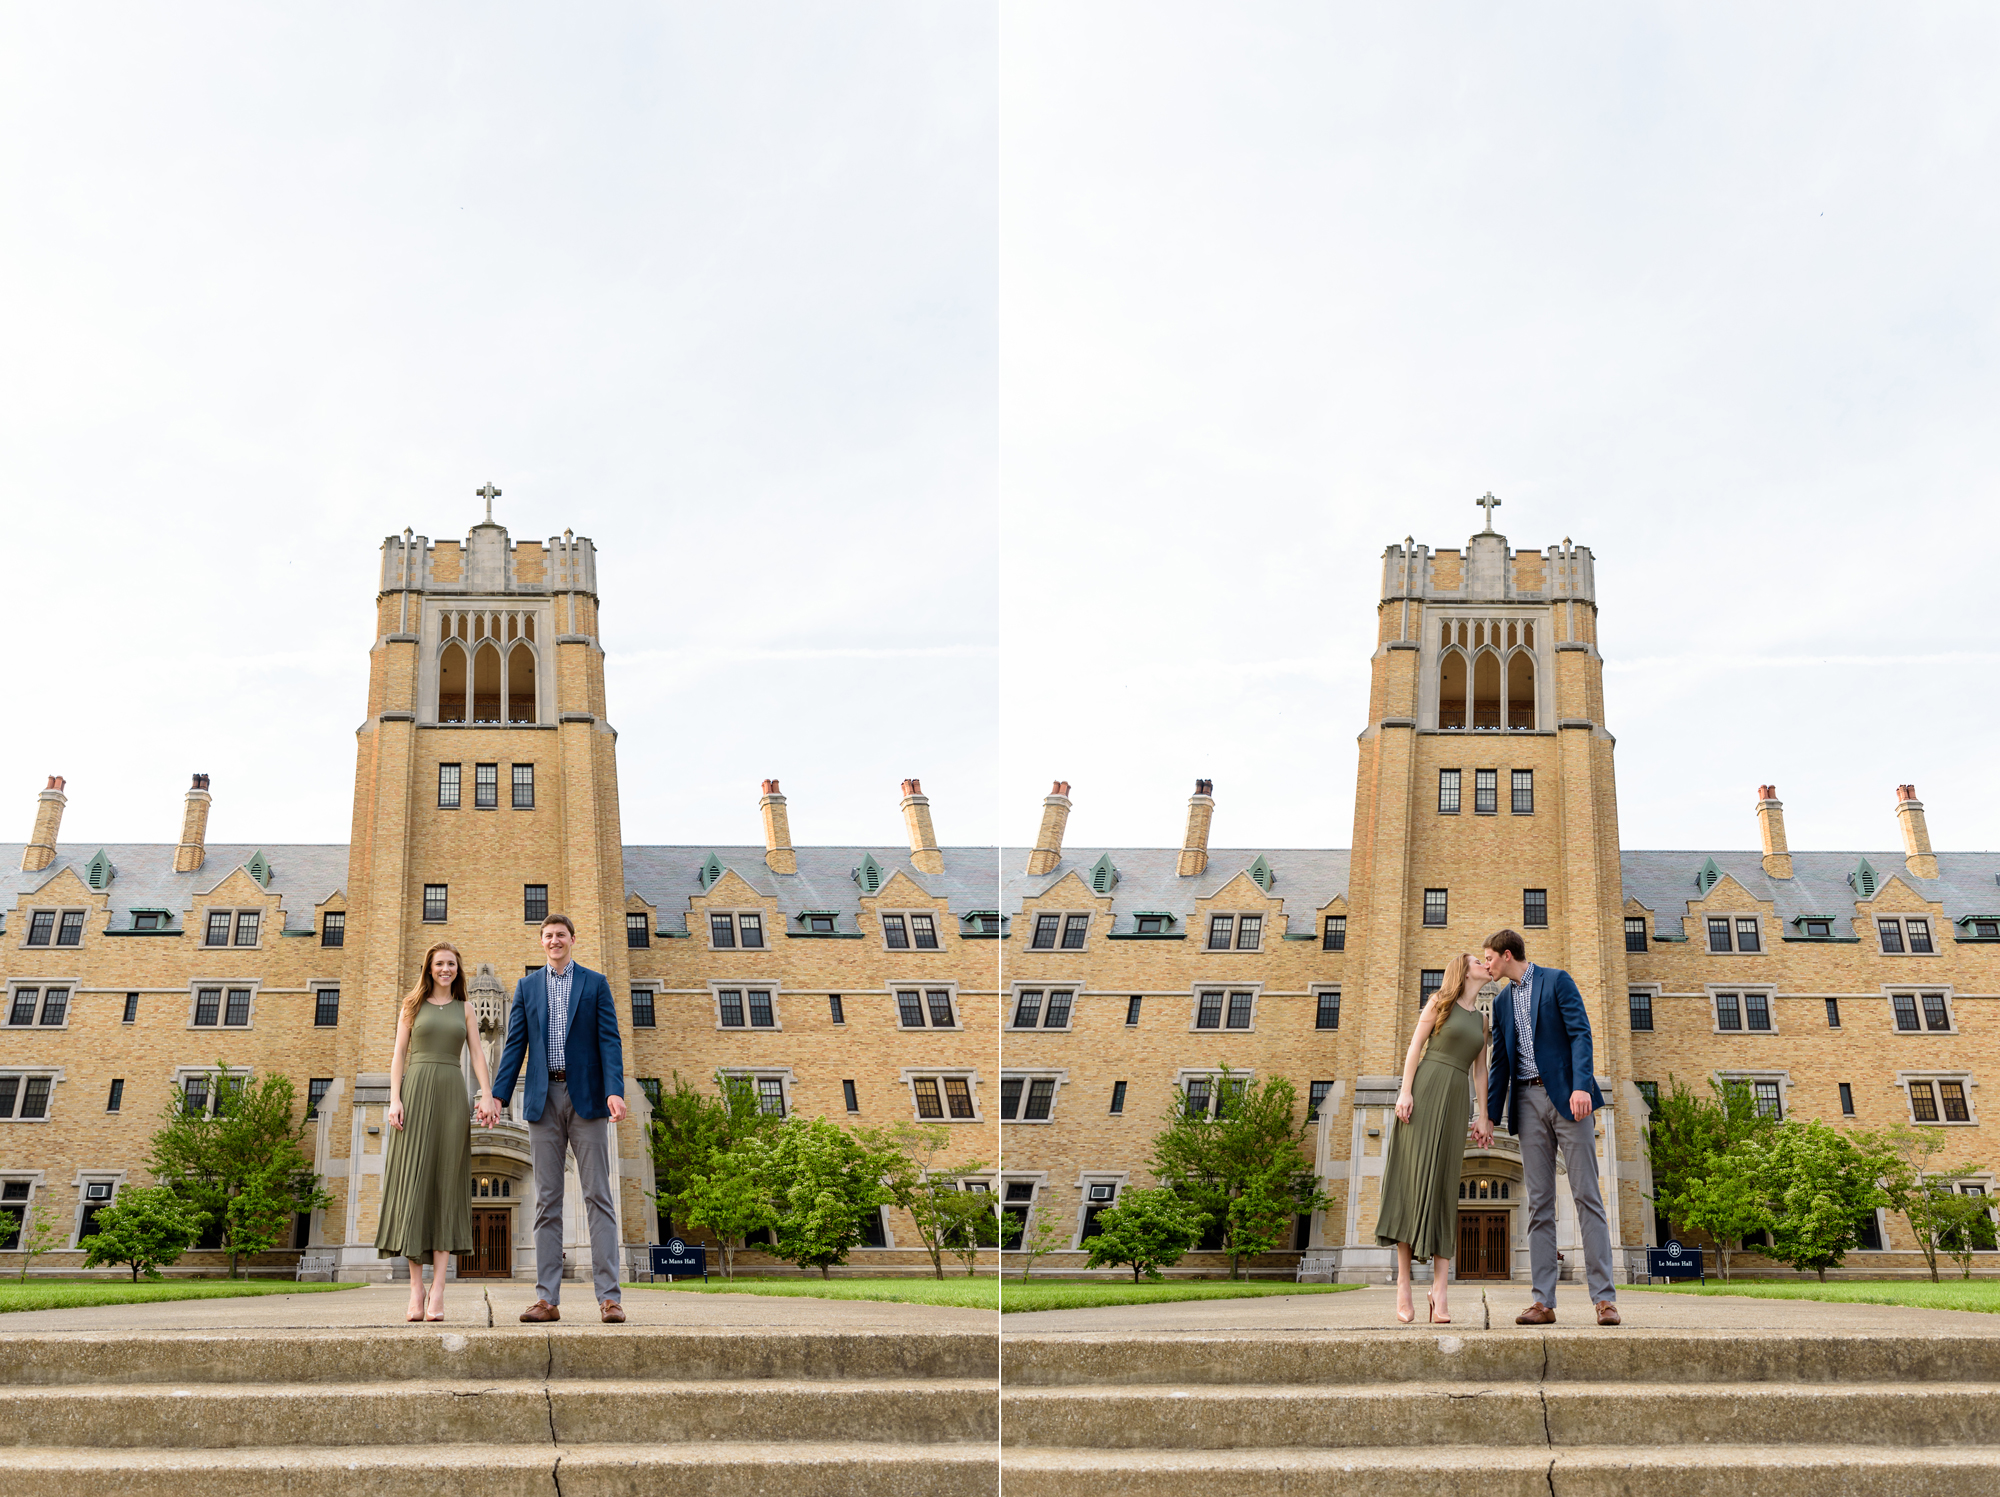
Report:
492,961,625,1124
1485,964,1605,1133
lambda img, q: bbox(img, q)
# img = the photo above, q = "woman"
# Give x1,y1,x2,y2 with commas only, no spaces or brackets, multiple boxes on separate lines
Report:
1376,952,1494,1324
376,942,495,1322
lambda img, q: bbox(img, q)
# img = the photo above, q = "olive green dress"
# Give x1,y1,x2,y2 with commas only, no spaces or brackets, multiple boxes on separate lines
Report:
375,998,474,1261
1376,1002,1485,1262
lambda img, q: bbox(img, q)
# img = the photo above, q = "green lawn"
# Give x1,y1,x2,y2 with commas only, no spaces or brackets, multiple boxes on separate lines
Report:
1003,1280,1363,1314
0,1280,362,1314
642,1275,1000,1310
1630,1280,2000,1314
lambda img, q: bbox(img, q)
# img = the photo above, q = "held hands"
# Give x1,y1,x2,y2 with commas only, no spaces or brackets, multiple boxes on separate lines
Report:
1470,1119,1495,1148
1394,1090,1414,1123
1570,1091,1594,1123
473,1097,501,1127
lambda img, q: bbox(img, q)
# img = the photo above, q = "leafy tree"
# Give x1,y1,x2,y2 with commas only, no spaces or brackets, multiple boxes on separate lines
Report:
1749,1121,1892,1281
8,1199,66,1280
856,1120,987,1280
763,1117,886,1279
1642,1075,1776,1240
1149,1067,1326,1278
1674,1143,1770,1281
78,1186,209,1281
1081,1187,1208,1282
938,1186,999,1277
681,1142,777,1280
1872,1125,1988,1284
1014,1205,1072,1282
645,1072,776,1241
1937,1190,1999,1279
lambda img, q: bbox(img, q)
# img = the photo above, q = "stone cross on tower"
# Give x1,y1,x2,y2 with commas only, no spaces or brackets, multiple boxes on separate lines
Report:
475,482,501,524
1475,491,1502,532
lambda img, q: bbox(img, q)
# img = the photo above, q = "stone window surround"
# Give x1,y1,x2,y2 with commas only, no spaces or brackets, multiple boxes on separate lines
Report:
19,908,89,949
1702,913,1769,955
1715,1067,1792,1119
1023,909,1095,952
876,908,948,953
200,908,268,950
703,909,771,953
998,1068,1070,1124
170,1064,252,1116
418,598,555,728
898,1067,983,1124
717,1065,796,1119
1708,985,1778,1035
6,980,78,1030
1896,1071,1978,1127
1311,984,1341,1031
1070,1169,1133,1249
187,980,262,1031
1175,1065,1258,1119
1885,986,1958,1035
0,1070,64,1124
707,978,782,1032
1628,983,1661,1033
1875,915,1942,957
0,1173,47,1245
892,982,963,1031
997,1170,1051,1250
1008,982,1081,1032
1201,912,1268,952
69,1169,128,1248
1189,982,1265,1034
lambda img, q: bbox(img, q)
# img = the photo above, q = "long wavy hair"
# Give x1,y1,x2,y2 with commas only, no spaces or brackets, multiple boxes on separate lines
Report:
401,941,467,1029
1417,952,1478,1059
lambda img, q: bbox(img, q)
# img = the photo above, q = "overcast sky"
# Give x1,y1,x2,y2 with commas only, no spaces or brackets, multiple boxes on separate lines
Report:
4,5,1996,865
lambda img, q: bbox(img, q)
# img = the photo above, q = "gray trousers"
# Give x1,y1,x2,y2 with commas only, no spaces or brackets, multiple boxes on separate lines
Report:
529,1080,621,1306
1517,1084,1616,1307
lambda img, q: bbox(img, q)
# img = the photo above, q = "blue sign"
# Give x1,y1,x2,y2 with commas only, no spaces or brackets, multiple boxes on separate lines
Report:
650,1238,707,1281
1645,1240,1704,1281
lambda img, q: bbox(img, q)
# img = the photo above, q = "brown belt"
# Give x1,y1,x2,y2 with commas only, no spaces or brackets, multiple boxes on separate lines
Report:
548,1069,567,1082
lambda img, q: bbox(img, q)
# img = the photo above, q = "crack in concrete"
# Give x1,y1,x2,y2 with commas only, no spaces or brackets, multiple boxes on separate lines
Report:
1544,1455,1558,1497
550,1452,565,1497
483,1288,494,1329
544,1385,559,1445
1539,1386,1553,1447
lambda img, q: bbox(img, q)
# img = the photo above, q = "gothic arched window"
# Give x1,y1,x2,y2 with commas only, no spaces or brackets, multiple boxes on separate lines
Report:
438,642,468,724
1506,650,1536,730
1438,649,1467,728
506,643,536,723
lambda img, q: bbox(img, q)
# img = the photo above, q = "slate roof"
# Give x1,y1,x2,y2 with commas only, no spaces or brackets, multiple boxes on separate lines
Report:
620,846,1001,936
1001,848,1353,935
0,843,349,933
1620,849,2000,938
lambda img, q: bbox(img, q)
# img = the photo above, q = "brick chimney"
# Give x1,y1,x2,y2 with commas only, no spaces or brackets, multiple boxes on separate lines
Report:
1025,781,1072,876
900,778,944,875
21,776,66,872
759,779,796,875
1177,779,1214,878
175,773,212,874
1895,784,1937,880
1755,785,1793,879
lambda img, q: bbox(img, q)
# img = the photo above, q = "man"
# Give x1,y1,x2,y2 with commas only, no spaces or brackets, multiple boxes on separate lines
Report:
486,913,629,1324
1481,927,1620,1326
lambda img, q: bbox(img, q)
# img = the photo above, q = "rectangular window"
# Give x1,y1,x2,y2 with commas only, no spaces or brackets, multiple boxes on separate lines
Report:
1805,919,1831,938
182,1075,209,1116
1125,996,1142,1026
999,1078,1022,1119
1226,991,1254,1029
710,913,736,949
943,1078,975,1119
1973,919,2000,939
626,912,650,949
1235,915,1262,950
1323,916,1346,951
1752,1081,1782,1119
1061,914,1089,949
205,911,232,946
37,989,67,1026
422,886,447,923
193,988,221,1026
221,989,251,1027
738,914,763,950
1940,1081,1970,1123
314,989,340,1027
912,1078,944,1118
1135,915,1164,934
1422,889,1448,927
829,994,845,1024
911,913,939,949
1907,919,1933,954
1923,993,1951,1032
18,1077,49,1119
1523,889,1548,928
321,911,345,947
1624,917,1648,953
717,991,745,1027
1715,992,1742,1031
7,990,35,1026
807,914,836,933
0,1079,17,1118
1892,994,1920,1031
756,1078,785,1117
1043,991,1074,1029
1184,1078,1212,1118
1307,1080,1333,1121
843,1080,859,1113
897,991,925,1027
882,915,910,949
926,990,955,1028
25,911,54,946
1708,918,1733,953
511,764,534,809
1474,769,1498,814
1420,969,1444,1012
1745,992,1771,1032
1511,769,1534,815
1207,915,1234,950
747,991,775,1028
55,911,84,946
1438,769,1461,814
1316,990,1340,1030
1628,990,1653,1031
1735,918,1761,953
1636,1080,1660,1112
122,992,139,1024
1910,1081,1939,1123
1839,1082,1854,1116
107,1079,124,1112
438,764,461,808
307,1078,332,1120
474,763,498,808
1878,919,1905,954
630,989,655,1028
133,912,162,930
1030,914,1060,949
1110,1079,1127,1114
1195,991,1223,1029
1023,1078,1055,1121
1825,997,1841,1028
234,911,260,946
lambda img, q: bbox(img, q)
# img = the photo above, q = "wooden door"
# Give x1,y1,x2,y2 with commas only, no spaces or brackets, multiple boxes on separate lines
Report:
462,1209,511,1278
1456,1211,1512,1278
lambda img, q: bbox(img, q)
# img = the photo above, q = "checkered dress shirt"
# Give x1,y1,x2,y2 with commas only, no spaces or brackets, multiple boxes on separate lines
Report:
546,962,573,1075
1511,964,1539,1082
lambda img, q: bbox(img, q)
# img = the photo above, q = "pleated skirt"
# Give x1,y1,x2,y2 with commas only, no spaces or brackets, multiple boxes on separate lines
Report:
374,1059,474,1260
1374,1054,1473,1262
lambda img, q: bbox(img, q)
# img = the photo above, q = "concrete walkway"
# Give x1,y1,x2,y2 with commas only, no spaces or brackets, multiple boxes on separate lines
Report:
1,1282,994,1334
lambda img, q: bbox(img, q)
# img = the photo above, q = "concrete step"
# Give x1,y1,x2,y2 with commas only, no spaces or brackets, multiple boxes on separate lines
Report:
2,1326,996,1387
1001,1380,2000,1449
0,1377,996,1450
0,1441,999,1496
1000,1330,2000,1387
998,1444,2000,1497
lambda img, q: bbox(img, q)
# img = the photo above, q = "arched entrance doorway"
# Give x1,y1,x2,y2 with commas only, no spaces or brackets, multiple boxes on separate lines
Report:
1456,1164,1519,1279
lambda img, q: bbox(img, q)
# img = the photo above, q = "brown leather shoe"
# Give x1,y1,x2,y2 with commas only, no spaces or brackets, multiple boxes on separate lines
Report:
518,1299,560,1323
599,1299,625,1324
1595,1300,1621,1326
1515,1301,1556,1325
